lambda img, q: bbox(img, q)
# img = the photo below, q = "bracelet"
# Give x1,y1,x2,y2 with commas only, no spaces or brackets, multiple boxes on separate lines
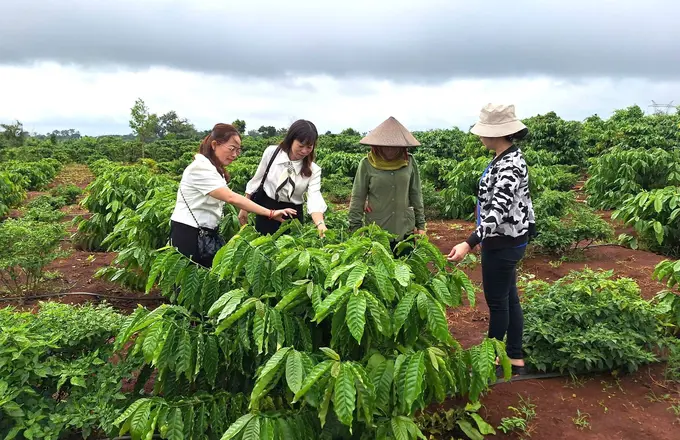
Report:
268,209,274,220
316,220,325,226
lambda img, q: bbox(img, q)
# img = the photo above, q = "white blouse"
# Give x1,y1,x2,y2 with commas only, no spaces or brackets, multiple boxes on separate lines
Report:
245,145,328,214
170,154,228,230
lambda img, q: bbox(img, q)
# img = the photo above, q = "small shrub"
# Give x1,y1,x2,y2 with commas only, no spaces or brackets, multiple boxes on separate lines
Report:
531,191,614,255
0,218,69,296
50,183,83,205
27,194,67,210
522,268,661,374
322,174,353,203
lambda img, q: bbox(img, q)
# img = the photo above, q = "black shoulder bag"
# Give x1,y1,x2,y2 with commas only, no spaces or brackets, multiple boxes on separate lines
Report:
250,146,281,205
179,187,225,264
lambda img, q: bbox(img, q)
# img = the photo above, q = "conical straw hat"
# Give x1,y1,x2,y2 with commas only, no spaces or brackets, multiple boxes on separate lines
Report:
359,116,421,148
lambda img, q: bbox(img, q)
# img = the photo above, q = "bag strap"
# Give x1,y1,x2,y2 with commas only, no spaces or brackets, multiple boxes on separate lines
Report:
254,146,282,195
179,186,202,230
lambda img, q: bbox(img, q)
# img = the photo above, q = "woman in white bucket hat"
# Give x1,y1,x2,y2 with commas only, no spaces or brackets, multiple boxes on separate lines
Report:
447,103,536,376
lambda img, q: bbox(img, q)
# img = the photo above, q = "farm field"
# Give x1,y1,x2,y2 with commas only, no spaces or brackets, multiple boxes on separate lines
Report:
1,104,679,439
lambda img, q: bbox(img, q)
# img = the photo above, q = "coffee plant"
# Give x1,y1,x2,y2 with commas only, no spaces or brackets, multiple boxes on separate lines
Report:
0,171,26,218
522,268,661,374
74,163,177,251
612,186,680,257
0,302,136,440
651,259,680,337
0,218,69,297
440,157,489,220
584,147,680,210
530,190,613,255
316,152,366,179
112,224,507,439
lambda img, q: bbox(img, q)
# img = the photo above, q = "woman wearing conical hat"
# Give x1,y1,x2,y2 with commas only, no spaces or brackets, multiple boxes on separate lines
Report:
447,103,536,377
348,116,426,250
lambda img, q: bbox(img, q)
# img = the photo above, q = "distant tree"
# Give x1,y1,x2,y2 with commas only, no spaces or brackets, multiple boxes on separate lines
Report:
340,127,360,136
257,125,277,138
232,119,246,134
157,110,197,139
325,130,332,135
247,129,260,138
275,127,288,136
129,98,160,149
0,120,28,148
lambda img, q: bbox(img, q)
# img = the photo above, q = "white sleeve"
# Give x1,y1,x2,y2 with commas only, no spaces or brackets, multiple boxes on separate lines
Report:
306,165,328,214
245,145,277,195
186,159,227,195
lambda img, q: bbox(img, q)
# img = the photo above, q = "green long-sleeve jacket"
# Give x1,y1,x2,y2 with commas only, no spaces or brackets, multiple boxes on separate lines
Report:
348,154,426,239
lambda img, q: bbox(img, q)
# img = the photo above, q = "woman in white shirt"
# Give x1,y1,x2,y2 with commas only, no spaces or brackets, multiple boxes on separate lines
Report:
240,119,328,236
170,123,297,267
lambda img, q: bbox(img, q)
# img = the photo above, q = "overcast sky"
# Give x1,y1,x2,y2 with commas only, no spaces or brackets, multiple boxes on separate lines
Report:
1,0,679,136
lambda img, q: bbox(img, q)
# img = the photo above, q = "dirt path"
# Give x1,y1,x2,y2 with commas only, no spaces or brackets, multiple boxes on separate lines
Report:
426,219,679,439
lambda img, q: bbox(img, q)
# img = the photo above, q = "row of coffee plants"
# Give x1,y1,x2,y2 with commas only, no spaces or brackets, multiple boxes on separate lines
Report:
584,147,680,210
0,158,62,218
111,224,507,439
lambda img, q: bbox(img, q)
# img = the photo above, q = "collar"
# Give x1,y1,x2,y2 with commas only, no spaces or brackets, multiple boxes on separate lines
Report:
273,148,303,174
491,144,518,166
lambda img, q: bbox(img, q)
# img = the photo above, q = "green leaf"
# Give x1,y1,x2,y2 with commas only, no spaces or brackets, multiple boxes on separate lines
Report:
456,420,484,440
394,262,411,287
346,291,367,344
286,350,304,395
293,360,333,403
64,375,86,388
470,413,496,435
215,298,257,334
319,377,335,428
320,347,341,361
219,414,255,440
313,286,351,323
130,400,152,440
250,347,291,409
393,289,417,336
216,292,247,322
2,401,24,418
241,416,261,440
346,262,369,291
166,407,184,440
364,291,392,337
203,335,219,387
653,221,664,245
334,364,357,429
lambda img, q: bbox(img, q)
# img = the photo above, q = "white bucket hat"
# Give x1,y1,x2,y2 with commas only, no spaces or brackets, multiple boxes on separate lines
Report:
470,103,527,138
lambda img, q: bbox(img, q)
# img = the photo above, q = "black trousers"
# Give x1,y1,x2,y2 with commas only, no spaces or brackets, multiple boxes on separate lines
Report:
253,192,304,235
169,220,218,268
481,245,526,359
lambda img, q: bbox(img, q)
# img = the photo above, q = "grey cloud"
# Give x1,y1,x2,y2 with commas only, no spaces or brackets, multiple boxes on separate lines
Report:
1,0,679,82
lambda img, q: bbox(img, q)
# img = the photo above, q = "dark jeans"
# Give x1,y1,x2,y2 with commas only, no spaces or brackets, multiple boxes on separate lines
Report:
253,192,304,235
481,245,526,359
169,220,218,268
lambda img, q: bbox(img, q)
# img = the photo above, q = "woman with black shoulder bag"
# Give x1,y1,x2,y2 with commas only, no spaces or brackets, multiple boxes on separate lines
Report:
240,119,329,237
170,123,297,268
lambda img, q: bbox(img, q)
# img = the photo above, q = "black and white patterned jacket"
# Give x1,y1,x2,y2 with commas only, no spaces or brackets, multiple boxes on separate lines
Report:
465,145,536,250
